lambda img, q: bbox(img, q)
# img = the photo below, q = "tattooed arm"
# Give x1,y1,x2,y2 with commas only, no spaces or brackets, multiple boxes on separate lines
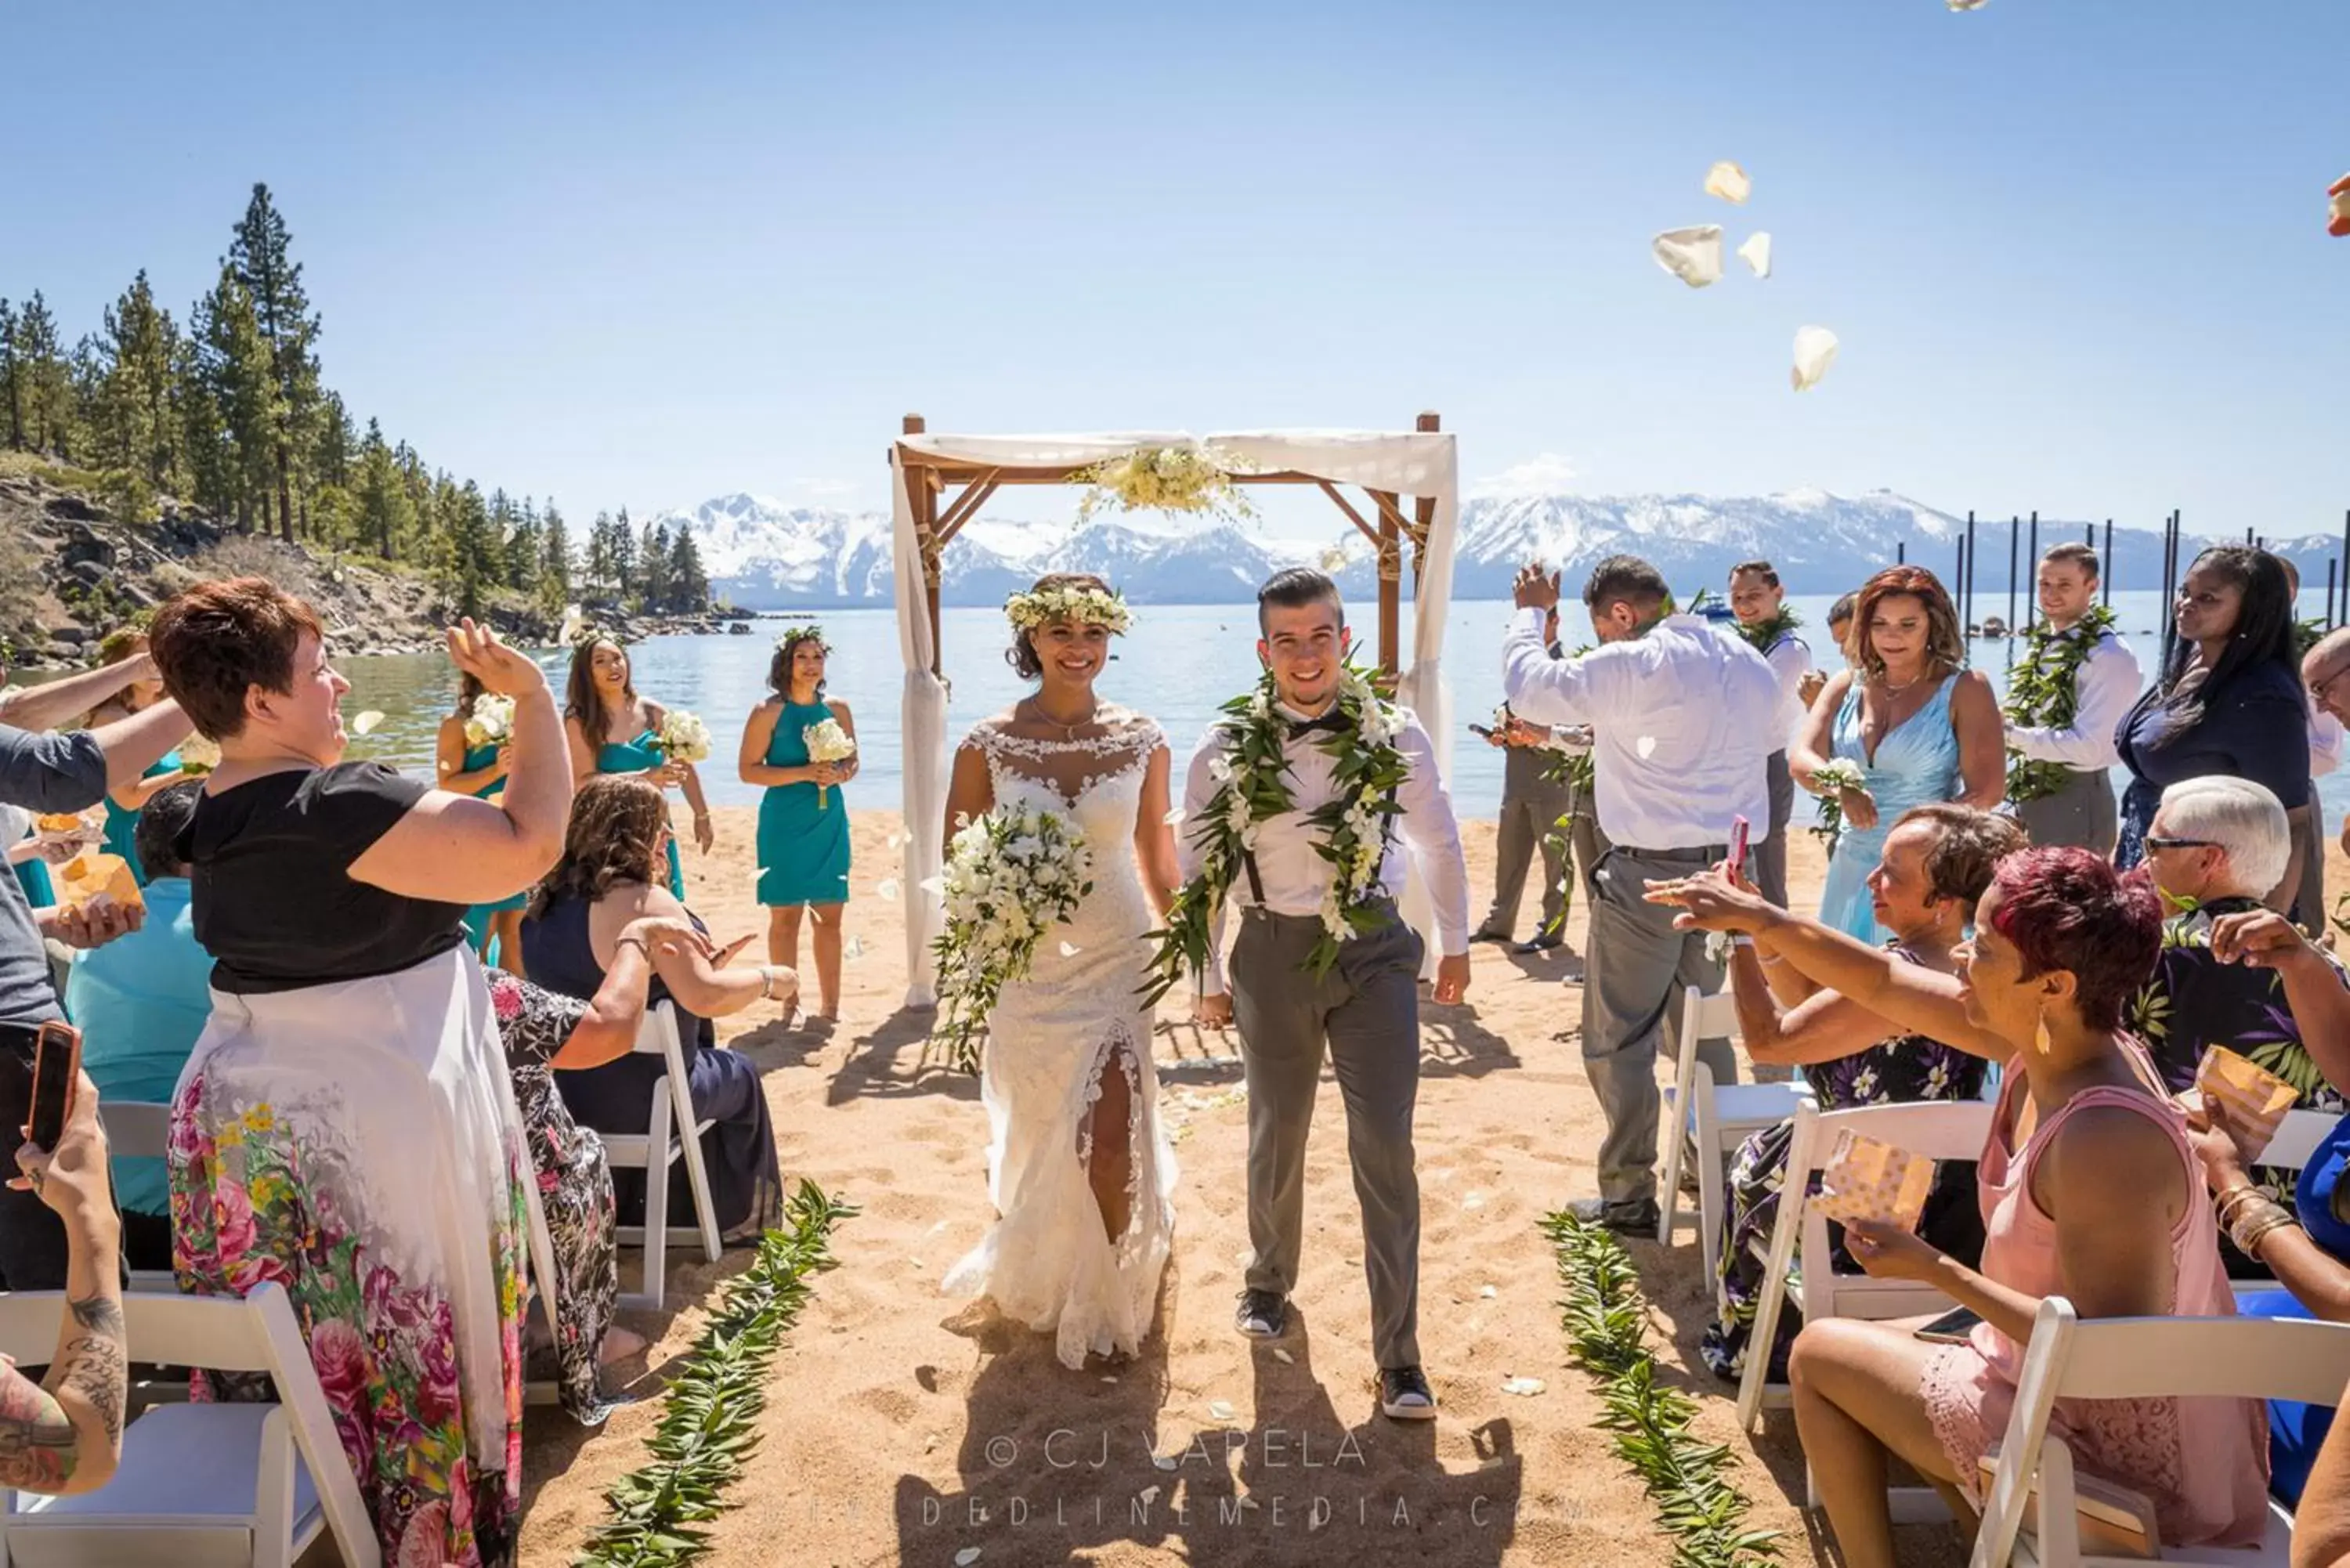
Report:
2,1071,125,1494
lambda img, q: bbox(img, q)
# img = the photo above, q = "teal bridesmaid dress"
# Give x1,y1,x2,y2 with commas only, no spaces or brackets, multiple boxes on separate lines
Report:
457,742,530,956
598,730,687,900
101,751,183,887
754,699,851,907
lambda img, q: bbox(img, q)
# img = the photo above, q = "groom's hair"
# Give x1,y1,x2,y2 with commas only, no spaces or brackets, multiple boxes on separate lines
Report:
1257,567,1343,634
1582,555,1670,613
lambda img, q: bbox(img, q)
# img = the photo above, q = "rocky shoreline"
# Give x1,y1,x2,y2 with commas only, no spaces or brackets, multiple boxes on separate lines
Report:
0,470,746,667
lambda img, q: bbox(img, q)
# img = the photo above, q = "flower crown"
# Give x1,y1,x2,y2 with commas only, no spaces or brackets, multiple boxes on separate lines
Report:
1004,583,1132,634
775,622,831,656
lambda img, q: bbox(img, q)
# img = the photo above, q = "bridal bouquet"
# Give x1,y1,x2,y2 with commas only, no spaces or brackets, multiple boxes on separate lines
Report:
928,801,1096,1075
1810,758,1867,847
653,709,713,764
802,716,855,811
177,733,222,775
463,692,516,750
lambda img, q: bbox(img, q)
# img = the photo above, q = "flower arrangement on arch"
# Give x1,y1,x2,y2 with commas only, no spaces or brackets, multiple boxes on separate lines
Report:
1071,445,1257,526
927,801,1097,1074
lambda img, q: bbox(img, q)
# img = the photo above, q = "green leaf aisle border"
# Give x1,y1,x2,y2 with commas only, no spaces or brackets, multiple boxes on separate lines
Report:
577,1180,856,1567
1540,1212,1781,1568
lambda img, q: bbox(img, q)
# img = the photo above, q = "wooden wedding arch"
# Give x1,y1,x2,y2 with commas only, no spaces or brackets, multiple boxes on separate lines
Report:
885,414,1465,1006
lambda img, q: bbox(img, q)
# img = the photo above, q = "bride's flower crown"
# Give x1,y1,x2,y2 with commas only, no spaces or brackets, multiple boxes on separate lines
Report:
1004,584,1132,635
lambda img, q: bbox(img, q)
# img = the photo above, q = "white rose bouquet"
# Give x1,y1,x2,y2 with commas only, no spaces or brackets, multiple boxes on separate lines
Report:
1810,757,1868,846
802,716,856,811
653,708,712,764
177,733,222,775
927,800,1096,1074
463,692,516,750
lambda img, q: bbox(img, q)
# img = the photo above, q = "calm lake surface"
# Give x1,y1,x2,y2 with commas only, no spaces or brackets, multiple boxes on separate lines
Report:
305,589,2349,824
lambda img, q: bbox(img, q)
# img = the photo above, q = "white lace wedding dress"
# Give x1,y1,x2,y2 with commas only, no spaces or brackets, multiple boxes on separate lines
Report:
939,710,1180,1369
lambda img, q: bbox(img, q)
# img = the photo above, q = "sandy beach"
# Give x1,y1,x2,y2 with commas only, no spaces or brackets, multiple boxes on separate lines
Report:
515,807,2348,1568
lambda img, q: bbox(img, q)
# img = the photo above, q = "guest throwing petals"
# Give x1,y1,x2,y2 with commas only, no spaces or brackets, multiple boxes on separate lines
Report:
440,669,526,974
563,633,709,901
739,624,855,1021
84,628,184,888
1793,566,2003,947
150,579,571,1568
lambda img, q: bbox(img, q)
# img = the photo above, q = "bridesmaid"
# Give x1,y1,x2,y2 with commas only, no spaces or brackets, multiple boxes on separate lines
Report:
562,634,710,901
86,628,184,887
439,670,527,974
738,625,856,1021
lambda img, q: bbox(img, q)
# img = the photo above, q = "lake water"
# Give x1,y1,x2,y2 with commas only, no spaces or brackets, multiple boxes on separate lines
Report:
309,588,2350,825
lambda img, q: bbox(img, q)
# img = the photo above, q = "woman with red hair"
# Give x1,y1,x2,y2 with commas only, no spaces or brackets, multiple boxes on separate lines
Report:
1792,566,2004,943
1651,848,2269,1566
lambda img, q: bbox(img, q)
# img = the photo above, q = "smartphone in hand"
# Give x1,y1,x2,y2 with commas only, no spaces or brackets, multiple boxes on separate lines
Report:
1913,1305,1981,1345
1727,815,1752,881
27,1022,81,1152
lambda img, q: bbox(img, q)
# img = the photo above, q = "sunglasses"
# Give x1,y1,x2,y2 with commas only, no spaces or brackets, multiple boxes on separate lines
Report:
2142,835,2219,853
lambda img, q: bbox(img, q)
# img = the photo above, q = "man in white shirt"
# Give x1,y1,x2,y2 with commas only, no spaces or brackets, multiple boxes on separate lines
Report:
1502,555,1777,1234
2281,558,2342,929
1183,568,1470,1421
1474,606,1582,959
2304,628,2350,873
2005,543,2139,855
1727,559,1813,910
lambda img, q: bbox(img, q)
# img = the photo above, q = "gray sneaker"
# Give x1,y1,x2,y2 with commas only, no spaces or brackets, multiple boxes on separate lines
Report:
1236,1288,1289,1339
1564,1194,1661,1236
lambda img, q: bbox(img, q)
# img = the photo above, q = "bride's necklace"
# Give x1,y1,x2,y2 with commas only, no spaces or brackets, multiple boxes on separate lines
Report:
1026,695,1098,742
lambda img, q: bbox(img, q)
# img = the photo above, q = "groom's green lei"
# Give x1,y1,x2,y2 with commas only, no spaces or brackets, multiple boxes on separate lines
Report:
1140,663,1408,1006
2003,604,2118,804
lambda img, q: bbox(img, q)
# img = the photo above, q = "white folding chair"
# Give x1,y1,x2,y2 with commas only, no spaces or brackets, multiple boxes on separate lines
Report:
1738,1096,1997,1523
0,1283,380,1568
1657,985,1813,1281
1971,1299,2350,1567
602,1002,721,1311
94,1102,176,1296
517,1144,566,1410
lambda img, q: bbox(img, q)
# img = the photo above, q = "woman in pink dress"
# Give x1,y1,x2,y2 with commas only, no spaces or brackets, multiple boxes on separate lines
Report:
1652,844,2269,1568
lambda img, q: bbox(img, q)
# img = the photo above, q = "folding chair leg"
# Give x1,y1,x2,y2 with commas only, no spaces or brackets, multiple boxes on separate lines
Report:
637,1082,673,1311
1697,1093,1727,1284
671,1076,724,1263
255,1406,296,1568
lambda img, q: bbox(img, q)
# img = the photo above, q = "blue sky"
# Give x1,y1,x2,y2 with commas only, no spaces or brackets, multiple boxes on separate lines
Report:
5,1,2346,539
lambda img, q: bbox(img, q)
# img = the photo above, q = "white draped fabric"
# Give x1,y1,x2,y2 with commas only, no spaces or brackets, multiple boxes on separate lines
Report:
891,428,1459,1005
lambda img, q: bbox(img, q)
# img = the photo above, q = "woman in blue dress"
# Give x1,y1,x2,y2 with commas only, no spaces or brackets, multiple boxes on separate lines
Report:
1792,566,2005,945
562,634,710,902
738,625,856,1022
85,629,183,887
439,670,529,974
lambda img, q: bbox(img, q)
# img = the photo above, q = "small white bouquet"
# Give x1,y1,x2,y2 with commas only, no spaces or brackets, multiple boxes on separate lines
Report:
927,801,1096,1074
177,733,222,775
653,708,712,764
802,716,856,811
462,692,516,750
1810,757,1869,846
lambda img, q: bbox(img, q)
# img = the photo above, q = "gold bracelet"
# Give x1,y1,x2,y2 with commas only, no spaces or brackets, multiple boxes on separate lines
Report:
613,934,649,957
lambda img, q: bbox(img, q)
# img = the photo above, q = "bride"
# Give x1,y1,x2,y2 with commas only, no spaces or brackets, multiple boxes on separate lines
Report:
938,573,1180,1368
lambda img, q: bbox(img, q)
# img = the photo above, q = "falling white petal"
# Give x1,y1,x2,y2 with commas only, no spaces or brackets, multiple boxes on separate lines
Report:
1947,0,1988,9
1059,941,1082,957
1737,231,1773,278
1319,545,1350,573
1703,161,1752,204
917,876,944,895
1791,325,1842,392
1153,1454,1178,1472
1101,1375,1119,1383
1635,735,1659,760
1479,1284,1499,1299
1208,1400,1236,1421
349,710,385,735
1463,1190,1487,1210
844,935,866,960
1272,1347,1294,1364
1140,1486,1161,1507
1650,225,1725,289
956,1552,983,1567
876,878,901,901
1162,807,1185,826
1502,1376,1547,1396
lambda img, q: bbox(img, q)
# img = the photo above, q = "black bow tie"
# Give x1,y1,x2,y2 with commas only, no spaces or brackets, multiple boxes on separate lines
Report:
1289,712,1350,740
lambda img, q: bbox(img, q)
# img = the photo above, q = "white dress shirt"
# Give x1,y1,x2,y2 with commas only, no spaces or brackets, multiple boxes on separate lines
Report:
1501,606,1777,850
1180,704,1471,992
1762,631,1814,753
2006,628,2142,773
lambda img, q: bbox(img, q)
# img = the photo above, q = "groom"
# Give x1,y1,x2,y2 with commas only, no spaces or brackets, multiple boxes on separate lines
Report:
1182,567,1471,1421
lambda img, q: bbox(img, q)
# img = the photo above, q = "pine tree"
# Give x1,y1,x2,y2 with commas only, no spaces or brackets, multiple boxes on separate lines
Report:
609,508,636,605
639,519,673,609
583,510,616,601
227,182,323,542
668,523,710,612
93,270,183,494
504,493,542,596
0,299,21,450
12,294,76,457
356,420,414,560
188,266,283,532
540,502,573,610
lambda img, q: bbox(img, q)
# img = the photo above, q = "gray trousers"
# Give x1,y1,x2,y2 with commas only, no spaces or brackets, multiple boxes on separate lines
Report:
2012,766,2119,857
1231,905,1424,1370
1751,750,1794,909
1482,746,1575,938
1581,843,1735,1207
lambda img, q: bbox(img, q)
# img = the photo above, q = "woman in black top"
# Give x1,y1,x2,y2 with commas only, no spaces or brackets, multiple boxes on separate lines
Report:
2114,547,2309,897
148,576,569,1568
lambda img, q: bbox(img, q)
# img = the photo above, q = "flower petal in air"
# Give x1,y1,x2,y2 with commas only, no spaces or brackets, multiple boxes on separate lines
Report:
1791,325,1842,392
2330,175,2350,237
1703,161,1752,204
1947,0,1988,9
1502,1376,1547,1396
1737,231,1773,278
1163,807,1185,826
917,876,945,896
349,710,385,735
876,878,901,901
1651,226,1724,289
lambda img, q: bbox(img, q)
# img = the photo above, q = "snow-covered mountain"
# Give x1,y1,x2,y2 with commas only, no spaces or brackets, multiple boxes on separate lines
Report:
652,487,2260,609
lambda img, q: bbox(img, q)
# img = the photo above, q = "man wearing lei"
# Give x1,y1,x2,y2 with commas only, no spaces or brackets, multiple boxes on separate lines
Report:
2001,542,2140,855
1155,567,1470,1422
1501,554,1778,1237
1726,558,1813,910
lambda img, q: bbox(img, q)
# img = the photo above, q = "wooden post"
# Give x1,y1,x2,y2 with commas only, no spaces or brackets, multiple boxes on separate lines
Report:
2006,515,2019,635
1896,540,1906,565
2026,511,2039,630
1965,511,1978,633
2101,519,2113,606
2326,558,2338,630
1401,411,1440,681
902,414,943,675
